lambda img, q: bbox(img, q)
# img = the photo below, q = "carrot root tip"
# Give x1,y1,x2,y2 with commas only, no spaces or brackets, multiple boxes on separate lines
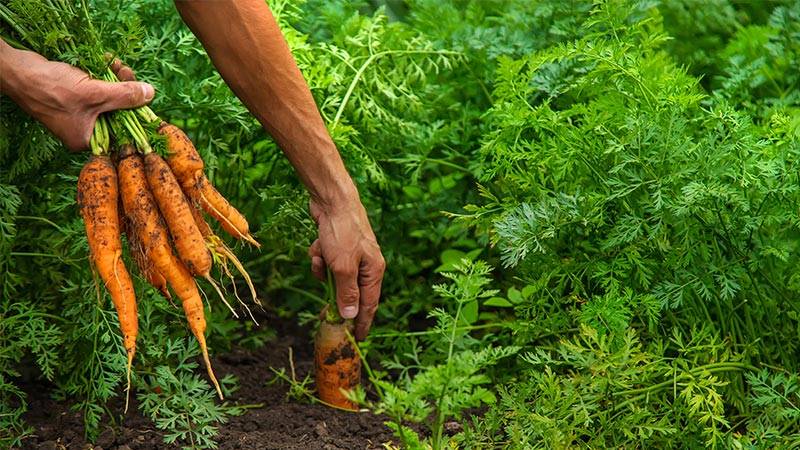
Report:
200,344,223,400
124,352,133,414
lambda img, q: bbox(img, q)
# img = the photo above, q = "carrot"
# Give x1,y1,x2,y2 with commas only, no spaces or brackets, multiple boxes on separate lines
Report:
143,152,212,277
158,122,203,181
142,152,235,318
158,122,259,247
195,175,260,247
123,211,170,300
77,154,138,409
315,308,361,410
190,202,258,301
117,145,223,399
190,204,260,319
166,250,224,401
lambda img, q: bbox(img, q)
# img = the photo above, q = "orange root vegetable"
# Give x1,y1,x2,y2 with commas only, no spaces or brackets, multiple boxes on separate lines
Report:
117,146,223,399
190,204,260,319
158,122,259,247
158,122,204,181
77,154,138,409
123,213,170,300
166,251,224,400
315,316,361,410
194,175,260,247
144,152,212,277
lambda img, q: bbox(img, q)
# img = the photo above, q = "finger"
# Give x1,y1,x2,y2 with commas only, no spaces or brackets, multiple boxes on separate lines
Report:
117,66,137,82
110,58,137,81
308,239,326,281
311,257,326,281
66,116,96,152
332,261,360,320
355,255,385,341
93,80,154,112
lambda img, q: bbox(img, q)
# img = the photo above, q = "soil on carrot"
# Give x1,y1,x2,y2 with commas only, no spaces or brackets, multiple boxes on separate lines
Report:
18,314,398,450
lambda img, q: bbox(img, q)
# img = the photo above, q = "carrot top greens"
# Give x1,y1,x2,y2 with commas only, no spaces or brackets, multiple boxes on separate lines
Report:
2,0,800,448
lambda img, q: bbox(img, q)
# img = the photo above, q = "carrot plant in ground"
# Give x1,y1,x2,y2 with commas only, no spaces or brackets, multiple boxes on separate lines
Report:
137,339,244,449
453,0,800,446
367,260,519,448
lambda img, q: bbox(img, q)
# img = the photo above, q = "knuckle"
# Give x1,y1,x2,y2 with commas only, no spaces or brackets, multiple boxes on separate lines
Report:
119,67,136,81
333,263,357,279
375,255,387,273
339,287,359,304
362,299,379,315
127,84,141,104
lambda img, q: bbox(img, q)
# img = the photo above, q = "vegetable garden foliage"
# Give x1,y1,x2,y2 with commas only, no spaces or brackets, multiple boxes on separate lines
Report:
1,0,799,448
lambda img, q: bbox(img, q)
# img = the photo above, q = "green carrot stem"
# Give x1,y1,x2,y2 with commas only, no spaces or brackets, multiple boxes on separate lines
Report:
0,5,31,45
104,68,161,124
323,269,341,323
119,111,151,153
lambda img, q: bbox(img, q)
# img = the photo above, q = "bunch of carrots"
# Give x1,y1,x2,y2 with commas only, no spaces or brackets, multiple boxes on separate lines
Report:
0,1,258,405
2,0,362,413
78,102,261,407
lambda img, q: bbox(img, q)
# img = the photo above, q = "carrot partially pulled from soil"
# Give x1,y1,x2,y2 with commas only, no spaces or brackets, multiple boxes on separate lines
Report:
77,154,138,409
159,123,260,247
315,310,361,411
117,145,223,399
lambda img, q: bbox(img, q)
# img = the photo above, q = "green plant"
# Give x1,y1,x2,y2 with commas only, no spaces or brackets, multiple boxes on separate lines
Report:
137,339,245,449
3,0,800,448
369,260,519,448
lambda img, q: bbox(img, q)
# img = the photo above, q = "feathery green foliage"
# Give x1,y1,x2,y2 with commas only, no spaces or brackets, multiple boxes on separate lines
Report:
2,0,799,448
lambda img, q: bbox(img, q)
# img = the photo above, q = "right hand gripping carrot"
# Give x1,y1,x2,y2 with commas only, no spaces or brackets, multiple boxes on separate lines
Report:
117,145,223,399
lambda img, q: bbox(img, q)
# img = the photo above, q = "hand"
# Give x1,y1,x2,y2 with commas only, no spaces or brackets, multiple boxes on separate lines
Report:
0,40,154,151
309,196,385,341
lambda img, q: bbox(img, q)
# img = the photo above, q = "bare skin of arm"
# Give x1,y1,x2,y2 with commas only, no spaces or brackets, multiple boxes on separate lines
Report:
0,39,154,150
174,0,384,340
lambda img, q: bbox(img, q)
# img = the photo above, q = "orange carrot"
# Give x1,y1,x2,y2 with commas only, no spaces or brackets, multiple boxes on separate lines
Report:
158,122,259,247
123,211,170,300
190,204,260,318
77,154,138,408
158,122,204,182
143,152,212,277
165,250,223,400
194,175,260,247
315,312,361,410
117,145,223,399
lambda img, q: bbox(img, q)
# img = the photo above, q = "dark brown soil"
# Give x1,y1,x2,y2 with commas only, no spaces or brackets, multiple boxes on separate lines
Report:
17,319,398,450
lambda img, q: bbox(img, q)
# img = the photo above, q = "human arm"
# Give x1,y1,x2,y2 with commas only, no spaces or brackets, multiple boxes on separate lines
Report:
173,0,384,340
0,39,154,151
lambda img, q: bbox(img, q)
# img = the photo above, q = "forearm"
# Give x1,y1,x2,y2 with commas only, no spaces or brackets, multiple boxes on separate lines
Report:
1,40,36,105
174,0,358,208
0,38,16,93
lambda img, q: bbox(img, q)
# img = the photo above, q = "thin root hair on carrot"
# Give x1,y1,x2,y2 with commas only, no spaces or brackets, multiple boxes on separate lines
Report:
203,274,239,319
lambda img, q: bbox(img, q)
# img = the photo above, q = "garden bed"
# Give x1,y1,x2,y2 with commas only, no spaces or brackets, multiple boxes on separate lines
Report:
19,322,395,450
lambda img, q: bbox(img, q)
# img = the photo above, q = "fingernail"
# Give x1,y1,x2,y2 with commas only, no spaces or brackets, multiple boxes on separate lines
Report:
141,83,154,102
342,306,357,319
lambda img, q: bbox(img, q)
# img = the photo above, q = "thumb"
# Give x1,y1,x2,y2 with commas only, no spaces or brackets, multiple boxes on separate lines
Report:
94,80,154,112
